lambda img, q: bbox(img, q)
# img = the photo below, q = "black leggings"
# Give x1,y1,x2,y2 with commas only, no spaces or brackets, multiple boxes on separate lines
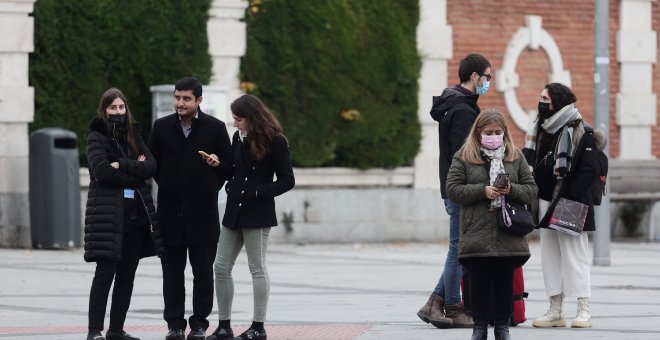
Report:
462,257,517,323
88,227,148,332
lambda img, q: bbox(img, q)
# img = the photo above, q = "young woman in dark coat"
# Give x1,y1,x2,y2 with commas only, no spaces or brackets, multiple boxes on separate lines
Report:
207,94,295,340
524,83,599,329
84,88,164,340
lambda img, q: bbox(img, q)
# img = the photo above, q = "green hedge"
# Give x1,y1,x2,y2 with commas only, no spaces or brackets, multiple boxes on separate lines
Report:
241,0,421,168
29,0,213,164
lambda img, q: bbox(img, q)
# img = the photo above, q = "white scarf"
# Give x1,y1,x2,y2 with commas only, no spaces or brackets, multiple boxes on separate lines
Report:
481,144,506,209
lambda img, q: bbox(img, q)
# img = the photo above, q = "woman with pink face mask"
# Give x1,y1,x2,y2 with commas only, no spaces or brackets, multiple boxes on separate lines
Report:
445,109,537,340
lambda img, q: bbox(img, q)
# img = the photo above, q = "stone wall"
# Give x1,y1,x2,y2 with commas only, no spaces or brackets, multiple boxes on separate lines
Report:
0,0,36,247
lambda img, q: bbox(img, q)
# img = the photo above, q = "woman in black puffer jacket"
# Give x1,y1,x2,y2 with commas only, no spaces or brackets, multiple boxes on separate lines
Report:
84,88,164,340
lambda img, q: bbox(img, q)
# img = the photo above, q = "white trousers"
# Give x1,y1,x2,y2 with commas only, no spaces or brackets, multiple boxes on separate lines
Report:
539,199,592,298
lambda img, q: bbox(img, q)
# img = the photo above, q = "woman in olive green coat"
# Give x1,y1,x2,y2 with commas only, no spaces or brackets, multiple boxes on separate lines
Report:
446,109,537,340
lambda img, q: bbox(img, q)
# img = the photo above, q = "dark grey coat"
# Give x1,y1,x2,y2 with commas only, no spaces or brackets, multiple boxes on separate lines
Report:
446,149,537,268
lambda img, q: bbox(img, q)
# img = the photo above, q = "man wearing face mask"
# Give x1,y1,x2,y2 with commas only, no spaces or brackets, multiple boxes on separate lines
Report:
417,53,491,329
523,83,600,329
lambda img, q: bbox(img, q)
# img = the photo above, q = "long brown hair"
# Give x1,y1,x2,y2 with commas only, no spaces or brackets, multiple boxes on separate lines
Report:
460,109,518,164
97,88,138,153
230,94,285,160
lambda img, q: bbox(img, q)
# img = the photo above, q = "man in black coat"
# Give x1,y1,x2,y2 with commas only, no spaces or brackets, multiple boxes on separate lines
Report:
148,77,232,340
417,53,491,329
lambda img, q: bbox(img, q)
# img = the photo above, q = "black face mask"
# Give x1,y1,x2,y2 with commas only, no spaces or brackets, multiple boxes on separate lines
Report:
537,102,554,120
107,114,127,140
108,114,126,125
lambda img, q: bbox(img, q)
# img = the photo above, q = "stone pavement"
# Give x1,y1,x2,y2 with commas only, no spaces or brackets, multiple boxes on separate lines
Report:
1,240,660,339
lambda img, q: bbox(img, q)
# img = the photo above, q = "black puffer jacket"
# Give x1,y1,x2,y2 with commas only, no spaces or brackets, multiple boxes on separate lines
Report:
84,117,165,262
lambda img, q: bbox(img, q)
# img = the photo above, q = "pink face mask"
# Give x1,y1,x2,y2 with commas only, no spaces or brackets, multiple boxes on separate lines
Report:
481,134,504,150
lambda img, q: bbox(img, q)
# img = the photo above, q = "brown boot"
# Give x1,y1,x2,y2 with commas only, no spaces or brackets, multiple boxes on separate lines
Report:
416,294,453,329
444,303,474,328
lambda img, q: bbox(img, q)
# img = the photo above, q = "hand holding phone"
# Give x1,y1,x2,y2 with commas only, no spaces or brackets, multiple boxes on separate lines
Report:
493,173,510,189
198,150,220,167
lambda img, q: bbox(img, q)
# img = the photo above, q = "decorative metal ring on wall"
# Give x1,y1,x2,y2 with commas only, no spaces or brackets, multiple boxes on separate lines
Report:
496,15,572,131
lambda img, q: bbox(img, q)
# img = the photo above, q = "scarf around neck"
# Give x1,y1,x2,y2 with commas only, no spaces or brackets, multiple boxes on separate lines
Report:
481,145,506,209
524,104,584,178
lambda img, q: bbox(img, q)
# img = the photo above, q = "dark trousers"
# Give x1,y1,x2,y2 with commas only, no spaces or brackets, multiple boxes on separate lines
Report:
88,227,148,332
462,257,517,323
161,244,217,330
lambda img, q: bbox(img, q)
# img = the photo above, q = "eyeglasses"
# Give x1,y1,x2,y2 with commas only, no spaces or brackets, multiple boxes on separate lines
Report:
479,73,492,82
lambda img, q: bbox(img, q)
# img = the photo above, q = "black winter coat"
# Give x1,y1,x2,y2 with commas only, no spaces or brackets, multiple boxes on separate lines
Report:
84,118,164,262
524,121,599,232
430,86,480,198
148,111,232,246
222,132,295,229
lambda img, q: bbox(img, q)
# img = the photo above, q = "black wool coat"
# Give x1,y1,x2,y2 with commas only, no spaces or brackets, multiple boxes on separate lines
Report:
148,111,232,246
524,121,599,232
222,132,295,229
84,118,164,262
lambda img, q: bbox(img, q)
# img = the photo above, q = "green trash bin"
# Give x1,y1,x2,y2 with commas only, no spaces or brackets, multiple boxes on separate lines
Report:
29,128,81,249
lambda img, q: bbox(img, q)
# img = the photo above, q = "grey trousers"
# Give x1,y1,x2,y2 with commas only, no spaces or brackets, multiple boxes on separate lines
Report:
214,226,271,322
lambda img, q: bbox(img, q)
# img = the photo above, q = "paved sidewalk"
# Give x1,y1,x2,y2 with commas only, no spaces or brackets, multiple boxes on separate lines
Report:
1,241,659,339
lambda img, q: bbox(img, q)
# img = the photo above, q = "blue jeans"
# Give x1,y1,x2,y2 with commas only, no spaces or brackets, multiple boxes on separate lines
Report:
432,198,462,305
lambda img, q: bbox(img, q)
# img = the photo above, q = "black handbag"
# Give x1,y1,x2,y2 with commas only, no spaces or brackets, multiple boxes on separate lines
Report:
498,198,535,237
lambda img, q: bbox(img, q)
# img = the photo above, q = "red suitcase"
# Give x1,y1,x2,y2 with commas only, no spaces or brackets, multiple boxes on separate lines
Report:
511,266,528,325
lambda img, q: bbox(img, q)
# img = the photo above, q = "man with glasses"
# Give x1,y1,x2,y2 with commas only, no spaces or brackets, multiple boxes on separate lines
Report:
417,53,491,329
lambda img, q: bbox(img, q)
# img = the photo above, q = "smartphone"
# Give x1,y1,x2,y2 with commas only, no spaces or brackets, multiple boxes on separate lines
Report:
198,150,211,159
493,173,510,188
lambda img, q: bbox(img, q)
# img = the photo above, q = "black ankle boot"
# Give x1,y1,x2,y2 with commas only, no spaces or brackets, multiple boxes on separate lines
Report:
494,321,511,340
471,321,488,340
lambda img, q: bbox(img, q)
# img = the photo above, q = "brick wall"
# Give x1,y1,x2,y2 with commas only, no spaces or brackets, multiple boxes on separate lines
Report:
446,0,632,158
607,0,619,157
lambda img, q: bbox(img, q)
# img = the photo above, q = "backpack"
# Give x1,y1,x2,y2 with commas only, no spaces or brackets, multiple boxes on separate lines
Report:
584,125,608,206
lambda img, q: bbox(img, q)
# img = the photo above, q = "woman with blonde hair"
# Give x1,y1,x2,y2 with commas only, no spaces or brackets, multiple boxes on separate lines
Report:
445,109,537,340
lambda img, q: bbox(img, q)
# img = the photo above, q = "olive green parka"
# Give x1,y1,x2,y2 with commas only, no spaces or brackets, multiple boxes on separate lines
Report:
446,149,537,268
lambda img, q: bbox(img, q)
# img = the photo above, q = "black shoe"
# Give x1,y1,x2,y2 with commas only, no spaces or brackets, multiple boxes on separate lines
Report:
206,327,234,340
233,328,266,340
87,331,105,340
165,328,185,340
106,330,140,340
186,327,207,340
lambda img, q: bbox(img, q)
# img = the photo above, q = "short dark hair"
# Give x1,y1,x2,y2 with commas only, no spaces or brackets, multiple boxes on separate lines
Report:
175,77,203,98
458,53,491,83
545,83,576,111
